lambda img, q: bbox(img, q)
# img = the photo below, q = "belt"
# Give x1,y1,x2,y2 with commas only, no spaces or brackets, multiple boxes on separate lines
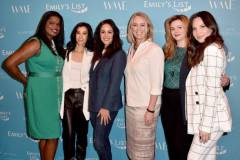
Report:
28,72,61,77
67,88,85,94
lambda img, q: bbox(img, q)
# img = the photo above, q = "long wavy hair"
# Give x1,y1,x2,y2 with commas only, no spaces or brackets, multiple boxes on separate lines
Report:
33,11,65,58
164,15,189,59
127,12,153,44
66,22,93,60
92,19,122,63
187,11,224,67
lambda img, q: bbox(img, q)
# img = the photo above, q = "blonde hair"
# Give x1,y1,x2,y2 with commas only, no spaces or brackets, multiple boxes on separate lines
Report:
164,15,189,59
127,12,154,44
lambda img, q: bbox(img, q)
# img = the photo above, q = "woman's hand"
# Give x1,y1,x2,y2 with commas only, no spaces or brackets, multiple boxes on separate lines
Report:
220,73,230,87
199,130,211,144
144,110,154,125
97,108,111,126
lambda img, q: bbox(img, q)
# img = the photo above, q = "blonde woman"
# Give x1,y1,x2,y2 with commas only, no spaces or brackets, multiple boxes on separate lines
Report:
125,12,164,159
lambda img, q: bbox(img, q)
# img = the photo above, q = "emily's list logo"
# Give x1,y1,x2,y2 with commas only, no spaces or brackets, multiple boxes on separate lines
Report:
103,1,127,11
118,26,127,38
111,139,126,150
0,92,4,101
11,5,31,14
227,51,235,63
0,27,6,39
0,112,10,121
143,0,191,12
45,3,88,14
115,118,125,128
1,49,14,56
217,145,227,155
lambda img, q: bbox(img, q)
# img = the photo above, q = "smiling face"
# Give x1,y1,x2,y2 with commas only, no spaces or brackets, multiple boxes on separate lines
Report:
170,19,187,44
192,17,213,43
100,23,114,48
131,15,148,43
75,26,88,47
45,16,61,40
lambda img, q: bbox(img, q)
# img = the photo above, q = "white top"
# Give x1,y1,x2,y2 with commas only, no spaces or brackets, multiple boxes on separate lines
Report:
125,40,164,107
60,49,93,120
69,60,83,88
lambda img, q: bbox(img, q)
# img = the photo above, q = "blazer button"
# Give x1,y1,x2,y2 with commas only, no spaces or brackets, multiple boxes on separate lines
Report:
195,92,198,95
196,101,199,104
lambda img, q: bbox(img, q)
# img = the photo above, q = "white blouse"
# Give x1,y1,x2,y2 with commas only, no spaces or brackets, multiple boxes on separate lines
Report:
125,40,164,107
60,49,93,120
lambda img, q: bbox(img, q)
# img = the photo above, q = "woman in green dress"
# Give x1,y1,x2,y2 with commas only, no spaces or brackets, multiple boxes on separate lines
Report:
3,11,65,160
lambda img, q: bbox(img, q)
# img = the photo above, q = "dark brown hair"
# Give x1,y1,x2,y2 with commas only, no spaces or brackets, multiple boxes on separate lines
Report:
66,22,93,60
187,11,224,67
92,19,122,63
34,11,65,58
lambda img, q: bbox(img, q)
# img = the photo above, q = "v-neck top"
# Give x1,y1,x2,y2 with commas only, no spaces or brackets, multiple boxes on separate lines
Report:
125,40,164,107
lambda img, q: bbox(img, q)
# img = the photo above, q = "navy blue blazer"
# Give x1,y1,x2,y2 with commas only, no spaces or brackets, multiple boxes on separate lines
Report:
179,54,190,124
89,49,126,112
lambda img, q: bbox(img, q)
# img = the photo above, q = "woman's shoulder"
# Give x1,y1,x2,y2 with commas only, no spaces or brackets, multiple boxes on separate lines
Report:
23,37,41,51
86,49,94,57
206,43,223,50
204,43,225,57
115,49,126,55
114,49,127,58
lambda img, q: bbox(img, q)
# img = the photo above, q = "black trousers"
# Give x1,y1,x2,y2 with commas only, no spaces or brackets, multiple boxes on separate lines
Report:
160,87,193,160
62,88,89,160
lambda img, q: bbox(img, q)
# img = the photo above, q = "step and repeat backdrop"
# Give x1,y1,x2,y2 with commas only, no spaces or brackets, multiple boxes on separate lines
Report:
0,0,239,159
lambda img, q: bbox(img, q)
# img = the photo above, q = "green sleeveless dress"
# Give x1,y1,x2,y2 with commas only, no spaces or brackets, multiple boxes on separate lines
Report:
25,38,64,139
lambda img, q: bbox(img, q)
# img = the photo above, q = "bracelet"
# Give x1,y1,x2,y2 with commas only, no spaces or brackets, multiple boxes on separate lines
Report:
146,108,155,113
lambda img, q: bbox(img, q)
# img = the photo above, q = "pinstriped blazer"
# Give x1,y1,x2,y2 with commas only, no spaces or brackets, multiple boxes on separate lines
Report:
185,43,232,134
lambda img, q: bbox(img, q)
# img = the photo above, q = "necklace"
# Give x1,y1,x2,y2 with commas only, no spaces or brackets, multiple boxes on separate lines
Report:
51,40,58,54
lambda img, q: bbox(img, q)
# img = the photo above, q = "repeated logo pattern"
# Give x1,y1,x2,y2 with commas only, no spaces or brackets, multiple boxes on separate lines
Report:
0,0,239,159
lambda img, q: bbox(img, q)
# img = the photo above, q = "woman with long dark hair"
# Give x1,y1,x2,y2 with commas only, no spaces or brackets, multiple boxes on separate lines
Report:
60,22,93,160
88,19,126,160
3,11,65,160
186,11,232,160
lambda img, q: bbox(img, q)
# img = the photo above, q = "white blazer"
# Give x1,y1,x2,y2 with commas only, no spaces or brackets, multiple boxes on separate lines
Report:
185,43,232,134
60,49,93,120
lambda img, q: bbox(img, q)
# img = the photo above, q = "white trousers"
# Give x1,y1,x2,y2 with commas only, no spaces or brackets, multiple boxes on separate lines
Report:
187,132,223,160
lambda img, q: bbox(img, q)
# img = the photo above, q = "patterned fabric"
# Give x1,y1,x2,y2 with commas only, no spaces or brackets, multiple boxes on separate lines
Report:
188,132,223,160
164,47,186,89
185,43,232,134
126,105,160,160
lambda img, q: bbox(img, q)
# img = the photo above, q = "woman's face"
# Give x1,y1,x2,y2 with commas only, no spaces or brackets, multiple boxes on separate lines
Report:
131,16,148,43
192,17,212,43
75,26,88,47
170,19,187,43
100,23,113,48
45,16,61,40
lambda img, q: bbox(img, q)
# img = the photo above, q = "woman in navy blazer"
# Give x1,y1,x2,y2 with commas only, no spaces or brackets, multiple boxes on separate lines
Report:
88,19,126,160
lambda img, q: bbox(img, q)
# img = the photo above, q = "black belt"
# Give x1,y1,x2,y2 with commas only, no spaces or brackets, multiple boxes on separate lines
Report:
66,88,84,94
